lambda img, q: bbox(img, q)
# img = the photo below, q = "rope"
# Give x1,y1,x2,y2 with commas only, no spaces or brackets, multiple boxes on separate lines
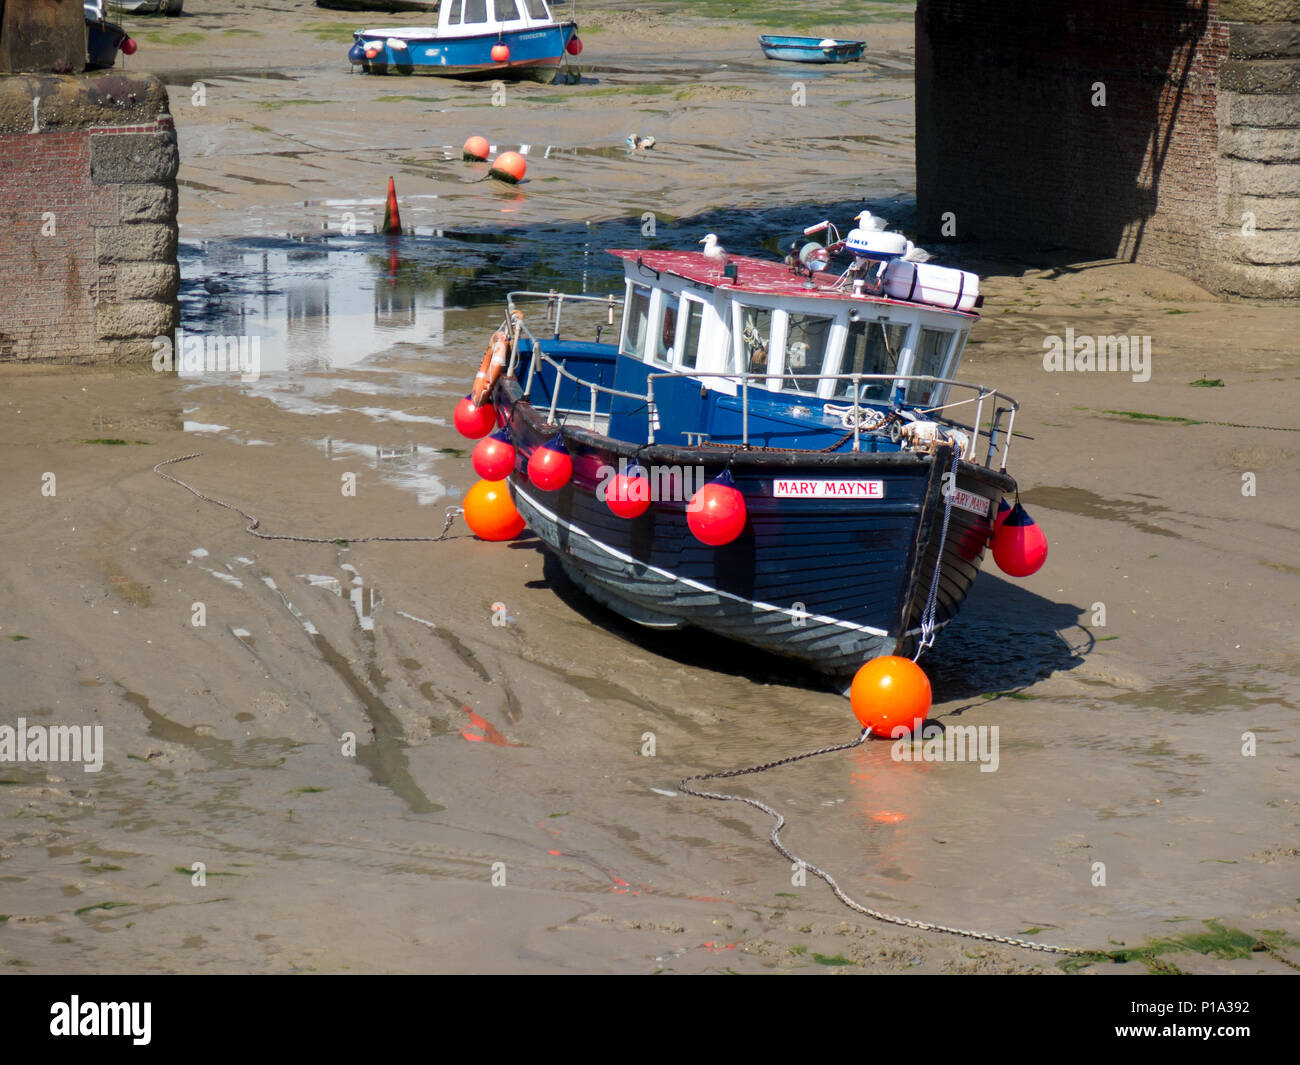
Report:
912,444,960,660
153,453,461,544
678,728,1088,957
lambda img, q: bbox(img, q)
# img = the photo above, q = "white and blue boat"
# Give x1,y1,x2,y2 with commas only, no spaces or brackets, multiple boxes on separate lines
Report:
758,34,865,64
350,0,579,78
470,216,1024,686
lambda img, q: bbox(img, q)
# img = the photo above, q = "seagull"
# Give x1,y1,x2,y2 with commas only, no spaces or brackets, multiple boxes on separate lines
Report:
626,133,656,151
699,233,728,275
854,210,888,232
902,240,933,263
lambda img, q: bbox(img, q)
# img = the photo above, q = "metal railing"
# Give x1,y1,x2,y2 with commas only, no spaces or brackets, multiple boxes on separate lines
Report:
502,290,1019,471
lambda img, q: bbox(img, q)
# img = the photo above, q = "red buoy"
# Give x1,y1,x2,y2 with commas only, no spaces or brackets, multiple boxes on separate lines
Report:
472,428,516,481
849,656,932,737
991,497,1011,539
491,43,510,62
463,479,525,541
566,36,583,56
488,151,527,184
686,469,747,546
606,462,650,519
462,135,490,162
991,502,1048,577
453,396,496,440
120,37,138,56
527,435,572,492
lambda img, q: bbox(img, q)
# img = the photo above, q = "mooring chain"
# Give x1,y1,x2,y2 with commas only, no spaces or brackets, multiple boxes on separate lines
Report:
153,454,462,544
678,729,1088,957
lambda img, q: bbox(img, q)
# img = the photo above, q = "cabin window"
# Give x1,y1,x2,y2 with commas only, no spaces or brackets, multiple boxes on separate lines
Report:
493,0,521,20
677,298,705,371
524,0,550,16
464,0,488,23
654,294,679,365
837,319,907,402
448,0,462,21
620,284,652,359
736,305,773,376
779,312,833,393
906,328,955,406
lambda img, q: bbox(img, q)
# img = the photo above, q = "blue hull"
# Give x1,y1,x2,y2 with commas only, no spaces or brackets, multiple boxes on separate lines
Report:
356,22,575,77
758,34,865,64
495,363,1011,683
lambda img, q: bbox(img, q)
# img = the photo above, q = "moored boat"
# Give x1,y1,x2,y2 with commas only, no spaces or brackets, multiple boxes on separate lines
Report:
758,34,865,64
467,214,1025,688
84,1,138,69
350,0,579,78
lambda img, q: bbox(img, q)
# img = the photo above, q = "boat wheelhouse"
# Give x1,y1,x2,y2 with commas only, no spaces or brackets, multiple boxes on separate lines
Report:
474,228,1022,687
351,0,578,78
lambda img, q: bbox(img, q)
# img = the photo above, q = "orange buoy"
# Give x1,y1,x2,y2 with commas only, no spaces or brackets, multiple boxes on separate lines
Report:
463,479,525,541
491,43,510,63
488,150,527,184
849,655,931,737
686,469,747,546
453,396,496,439
462,135,490,162
381,176,401,235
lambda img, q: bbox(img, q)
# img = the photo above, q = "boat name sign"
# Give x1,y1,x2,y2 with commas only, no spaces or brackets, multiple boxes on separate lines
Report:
773,479,884,499
943,486,993,518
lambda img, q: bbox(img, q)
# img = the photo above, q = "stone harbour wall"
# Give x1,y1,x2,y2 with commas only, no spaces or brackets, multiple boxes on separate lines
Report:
0,71,179,364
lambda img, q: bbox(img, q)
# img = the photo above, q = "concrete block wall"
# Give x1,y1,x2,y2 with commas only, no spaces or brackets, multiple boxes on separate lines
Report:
0,71,179,364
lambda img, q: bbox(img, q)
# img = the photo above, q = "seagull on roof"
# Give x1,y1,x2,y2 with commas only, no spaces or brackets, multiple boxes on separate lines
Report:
700,233,728,275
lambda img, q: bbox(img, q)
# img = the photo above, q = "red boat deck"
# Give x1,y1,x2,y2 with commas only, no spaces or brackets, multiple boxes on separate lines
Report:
607,249,978,319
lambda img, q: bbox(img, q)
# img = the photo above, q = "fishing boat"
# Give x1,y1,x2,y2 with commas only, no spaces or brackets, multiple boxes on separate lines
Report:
758,34,865,63
84,1,137,69
350,0,579,78
466,215,1025,688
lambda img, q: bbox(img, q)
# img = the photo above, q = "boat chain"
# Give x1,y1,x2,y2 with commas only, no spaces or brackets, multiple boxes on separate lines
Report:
154,454,462,544
159,451,1087,958
677,730,1089,958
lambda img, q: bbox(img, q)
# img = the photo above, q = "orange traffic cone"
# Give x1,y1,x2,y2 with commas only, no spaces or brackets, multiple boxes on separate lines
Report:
381,176,401,235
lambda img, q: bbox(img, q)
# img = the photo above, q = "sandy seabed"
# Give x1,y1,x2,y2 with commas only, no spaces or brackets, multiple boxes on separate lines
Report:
1,1,1298,974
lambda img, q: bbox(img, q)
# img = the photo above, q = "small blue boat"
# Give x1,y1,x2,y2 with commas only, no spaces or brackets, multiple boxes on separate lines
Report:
467,216,1023,687
758,34,865,64
351,0,579,78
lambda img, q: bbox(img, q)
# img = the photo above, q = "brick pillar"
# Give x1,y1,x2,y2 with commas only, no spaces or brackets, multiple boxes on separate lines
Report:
916,0,1298,300
0,72,179,364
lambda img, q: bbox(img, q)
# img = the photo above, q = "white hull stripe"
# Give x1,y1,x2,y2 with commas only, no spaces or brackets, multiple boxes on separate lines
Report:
514,485,949,640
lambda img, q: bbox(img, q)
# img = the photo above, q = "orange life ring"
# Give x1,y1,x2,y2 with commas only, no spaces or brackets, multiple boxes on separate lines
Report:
471,330,509,406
